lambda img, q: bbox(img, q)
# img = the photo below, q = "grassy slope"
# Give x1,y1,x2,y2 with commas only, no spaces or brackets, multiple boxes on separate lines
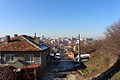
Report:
83,50,117,80
110,71,120,80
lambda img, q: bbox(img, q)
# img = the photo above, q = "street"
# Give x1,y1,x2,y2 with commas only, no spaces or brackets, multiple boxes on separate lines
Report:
40,53,85,80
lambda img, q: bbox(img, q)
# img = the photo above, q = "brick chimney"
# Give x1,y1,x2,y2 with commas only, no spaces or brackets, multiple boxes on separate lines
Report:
14,34,18,39
5,35,10,42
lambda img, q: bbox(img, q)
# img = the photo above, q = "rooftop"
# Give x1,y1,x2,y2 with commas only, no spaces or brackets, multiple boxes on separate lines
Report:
0,35,50,51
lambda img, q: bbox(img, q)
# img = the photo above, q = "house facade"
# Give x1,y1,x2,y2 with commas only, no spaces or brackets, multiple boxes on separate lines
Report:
0,34,50,69
68,51,79,59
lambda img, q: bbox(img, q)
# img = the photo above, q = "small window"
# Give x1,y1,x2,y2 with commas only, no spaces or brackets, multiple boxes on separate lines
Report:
25,54,34,63
4,54,15,63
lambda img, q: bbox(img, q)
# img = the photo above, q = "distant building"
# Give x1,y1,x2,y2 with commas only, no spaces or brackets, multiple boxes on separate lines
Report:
86,38,93,41
68,51,78,59
48,43,59,52
0,37,5,42
73,45,78,51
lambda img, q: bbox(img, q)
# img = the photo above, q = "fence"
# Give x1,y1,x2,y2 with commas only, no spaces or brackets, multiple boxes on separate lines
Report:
0,65,15,80
0,64,41,80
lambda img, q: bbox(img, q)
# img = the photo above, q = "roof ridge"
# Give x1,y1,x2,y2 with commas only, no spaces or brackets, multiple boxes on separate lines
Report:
21,35,41,51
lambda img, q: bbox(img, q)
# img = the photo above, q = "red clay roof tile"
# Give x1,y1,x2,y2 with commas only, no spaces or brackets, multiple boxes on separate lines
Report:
0,35,48,51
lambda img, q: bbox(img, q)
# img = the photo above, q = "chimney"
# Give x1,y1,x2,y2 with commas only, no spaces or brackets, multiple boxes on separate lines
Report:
34,37,40,44
34,33,40,44
14,34,18,39
5,35,10,42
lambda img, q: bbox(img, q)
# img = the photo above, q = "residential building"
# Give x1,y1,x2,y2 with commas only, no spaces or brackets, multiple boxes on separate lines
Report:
0,34,50,69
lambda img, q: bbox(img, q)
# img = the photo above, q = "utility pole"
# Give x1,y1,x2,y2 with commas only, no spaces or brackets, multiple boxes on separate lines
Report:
0,51,1,64
78,34,81,64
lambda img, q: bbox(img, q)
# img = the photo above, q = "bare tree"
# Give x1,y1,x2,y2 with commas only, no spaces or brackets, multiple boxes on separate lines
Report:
104,20,120,57
80,40,102,54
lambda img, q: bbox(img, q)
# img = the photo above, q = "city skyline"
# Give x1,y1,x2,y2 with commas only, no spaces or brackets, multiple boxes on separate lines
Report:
0,0,120,38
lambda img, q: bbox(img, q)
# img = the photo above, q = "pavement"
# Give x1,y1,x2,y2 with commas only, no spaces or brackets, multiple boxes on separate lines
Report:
40,59,75,80
40,53,85,80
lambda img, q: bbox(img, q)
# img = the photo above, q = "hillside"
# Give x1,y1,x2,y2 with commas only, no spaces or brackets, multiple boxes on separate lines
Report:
110,70,120,80
83,50,117,80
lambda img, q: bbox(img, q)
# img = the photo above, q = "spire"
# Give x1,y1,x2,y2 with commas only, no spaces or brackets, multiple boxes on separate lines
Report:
34,32,37,38
34,32,40,44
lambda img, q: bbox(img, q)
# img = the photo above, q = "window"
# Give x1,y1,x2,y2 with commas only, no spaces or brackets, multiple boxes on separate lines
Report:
25,54,34,63
4,54,14,63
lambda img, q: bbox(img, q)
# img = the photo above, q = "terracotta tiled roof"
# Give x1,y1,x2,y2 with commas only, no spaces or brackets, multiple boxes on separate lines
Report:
71,51,79,54
47,43,58,47
68,43,76,47
0,35,49,51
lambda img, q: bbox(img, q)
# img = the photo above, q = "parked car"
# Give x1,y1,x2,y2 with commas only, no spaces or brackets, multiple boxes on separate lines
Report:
73,54,90,64
80,54,90,59
56,53,61,56
54,55,61,59
54,53,61,60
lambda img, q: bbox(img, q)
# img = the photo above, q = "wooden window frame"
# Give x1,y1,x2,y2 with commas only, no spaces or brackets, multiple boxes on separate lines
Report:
24,54,34,63
4,54,15,63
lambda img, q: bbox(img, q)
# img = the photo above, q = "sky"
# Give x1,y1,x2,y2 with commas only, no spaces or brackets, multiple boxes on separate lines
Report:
0,0,120,38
